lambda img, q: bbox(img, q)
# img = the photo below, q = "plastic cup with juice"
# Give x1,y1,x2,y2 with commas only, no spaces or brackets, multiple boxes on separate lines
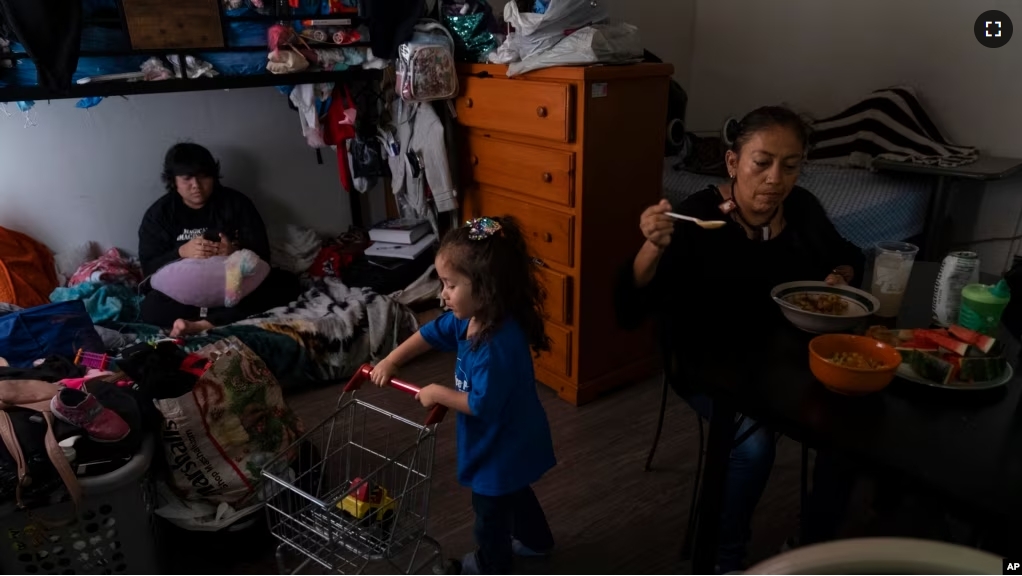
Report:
871,241,919,318
958,279,1011,335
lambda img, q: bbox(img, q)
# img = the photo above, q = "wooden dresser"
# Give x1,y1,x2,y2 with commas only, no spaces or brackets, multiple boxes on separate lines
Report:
453,63,673,405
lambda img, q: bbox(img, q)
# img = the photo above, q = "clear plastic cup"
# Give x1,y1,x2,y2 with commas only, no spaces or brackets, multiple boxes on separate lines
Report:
871,241,919,318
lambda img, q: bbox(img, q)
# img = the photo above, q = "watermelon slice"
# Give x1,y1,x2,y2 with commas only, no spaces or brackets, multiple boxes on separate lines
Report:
916,332,969,356
895,338,939,352
941,353,962,382
909,352,956,385
896,348,925,365
958,356,1007,382
949,325,997,354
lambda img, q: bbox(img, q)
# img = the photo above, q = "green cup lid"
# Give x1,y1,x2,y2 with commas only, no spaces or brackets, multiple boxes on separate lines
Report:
992,278,1011,298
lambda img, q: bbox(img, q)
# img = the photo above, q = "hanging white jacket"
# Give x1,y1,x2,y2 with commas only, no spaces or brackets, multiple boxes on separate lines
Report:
388,99,458,220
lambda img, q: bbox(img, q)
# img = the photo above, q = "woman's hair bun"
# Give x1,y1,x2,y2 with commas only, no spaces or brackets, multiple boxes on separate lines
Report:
722,117,742,148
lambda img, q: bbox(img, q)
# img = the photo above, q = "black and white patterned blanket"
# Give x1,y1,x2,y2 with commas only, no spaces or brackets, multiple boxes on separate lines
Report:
809,86,978,168
110,277,419,386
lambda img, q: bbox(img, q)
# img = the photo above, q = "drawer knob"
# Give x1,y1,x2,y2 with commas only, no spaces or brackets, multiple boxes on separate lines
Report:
471,155,479,166
542,172,553,183
536,106,548,118
543,232,553,243
465,98,474,108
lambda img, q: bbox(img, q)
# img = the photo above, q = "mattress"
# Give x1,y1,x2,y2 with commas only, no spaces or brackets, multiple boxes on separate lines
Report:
661,162,933,249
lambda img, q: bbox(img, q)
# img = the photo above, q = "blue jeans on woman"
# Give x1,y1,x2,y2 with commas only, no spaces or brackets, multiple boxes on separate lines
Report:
686,394,856,573
687,394,775,574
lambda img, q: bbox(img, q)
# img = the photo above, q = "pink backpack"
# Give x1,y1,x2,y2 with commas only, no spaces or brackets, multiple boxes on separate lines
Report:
396,20,459,102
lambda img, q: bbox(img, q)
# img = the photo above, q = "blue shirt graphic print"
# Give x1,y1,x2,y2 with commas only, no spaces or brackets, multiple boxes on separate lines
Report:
418,311,556,496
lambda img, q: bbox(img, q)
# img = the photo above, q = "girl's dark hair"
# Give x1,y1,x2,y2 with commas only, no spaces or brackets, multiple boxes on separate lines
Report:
161,143,221,195
438,216,550,355
727,106,811,155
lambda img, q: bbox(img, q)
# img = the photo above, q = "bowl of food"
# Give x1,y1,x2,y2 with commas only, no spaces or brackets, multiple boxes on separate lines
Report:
771,281,880,334
808,334,902,395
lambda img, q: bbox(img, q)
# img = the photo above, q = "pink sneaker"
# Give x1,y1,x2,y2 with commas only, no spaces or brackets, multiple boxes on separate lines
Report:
50,388,130,443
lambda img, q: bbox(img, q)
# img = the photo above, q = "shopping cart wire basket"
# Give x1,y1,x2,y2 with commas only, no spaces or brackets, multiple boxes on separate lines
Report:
261,364,450,574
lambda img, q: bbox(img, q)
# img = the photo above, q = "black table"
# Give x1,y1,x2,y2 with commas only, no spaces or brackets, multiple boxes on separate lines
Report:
691,262,1022,573
873,156,1022,260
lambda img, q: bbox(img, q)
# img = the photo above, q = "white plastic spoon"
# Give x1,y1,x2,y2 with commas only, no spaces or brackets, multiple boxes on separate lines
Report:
665,212,727,230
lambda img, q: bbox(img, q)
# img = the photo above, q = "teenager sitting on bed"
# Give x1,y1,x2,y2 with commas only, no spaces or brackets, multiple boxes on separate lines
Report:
138,142,296,337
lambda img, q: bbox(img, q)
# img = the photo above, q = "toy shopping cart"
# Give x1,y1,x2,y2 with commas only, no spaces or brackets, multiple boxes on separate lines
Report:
261,364,451,575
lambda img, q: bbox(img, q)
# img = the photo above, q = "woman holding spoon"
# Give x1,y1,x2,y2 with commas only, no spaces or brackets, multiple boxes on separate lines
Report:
616,106,864,573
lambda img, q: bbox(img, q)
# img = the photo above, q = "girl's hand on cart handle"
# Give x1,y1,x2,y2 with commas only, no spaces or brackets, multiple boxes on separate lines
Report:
416,384,439,408
370,359,398,387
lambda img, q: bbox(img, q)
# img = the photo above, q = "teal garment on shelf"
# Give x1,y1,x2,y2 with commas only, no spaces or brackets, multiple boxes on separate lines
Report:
443,13,498,63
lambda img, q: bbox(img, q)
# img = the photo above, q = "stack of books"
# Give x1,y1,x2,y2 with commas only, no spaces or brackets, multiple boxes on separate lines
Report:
364,219,435,261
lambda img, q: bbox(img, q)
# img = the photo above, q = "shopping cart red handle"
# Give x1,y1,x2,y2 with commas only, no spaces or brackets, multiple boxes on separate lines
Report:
344,363,448,426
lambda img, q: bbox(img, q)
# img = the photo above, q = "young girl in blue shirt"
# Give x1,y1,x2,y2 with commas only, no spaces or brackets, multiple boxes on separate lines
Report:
371,216,556,575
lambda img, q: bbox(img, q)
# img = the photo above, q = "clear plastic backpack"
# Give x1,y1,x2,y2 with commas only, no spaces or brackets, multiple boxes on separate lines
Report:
396,20,459,102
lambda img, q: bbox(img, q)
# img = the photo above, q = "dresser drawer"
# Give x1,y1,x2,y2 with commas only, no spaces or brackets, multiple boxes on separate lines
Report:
537,322,572,378
473,188,574,267
535,263,571,325
456,76,574,142
468,137,574,207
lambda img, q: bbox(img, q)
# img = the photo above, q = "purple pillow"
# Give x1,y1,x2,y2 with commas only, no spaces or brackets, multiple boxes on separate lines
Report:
151,250,269,308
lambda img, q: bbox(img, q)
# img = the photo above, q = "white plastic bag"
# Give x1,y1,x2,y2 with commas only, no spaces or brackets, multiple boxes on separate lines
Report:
507,23,643,77
155,480,265,531
503,0,609,61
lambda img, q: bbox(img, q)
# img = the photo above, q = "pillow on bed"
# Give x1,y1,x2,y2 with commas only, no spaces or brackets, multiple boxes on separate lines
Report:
151,249,269,308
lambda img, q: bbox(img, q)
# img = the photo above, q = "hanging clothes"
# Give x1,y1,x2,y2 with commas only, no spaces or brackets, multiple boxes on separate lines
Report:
323,84,358,193
0,0,82,92
289,83,330,148
388,99,457,223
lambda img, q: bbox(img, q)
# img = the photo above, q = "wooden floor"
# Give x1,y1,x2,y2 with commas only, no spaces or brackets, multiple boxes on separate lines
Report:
166,348,818,574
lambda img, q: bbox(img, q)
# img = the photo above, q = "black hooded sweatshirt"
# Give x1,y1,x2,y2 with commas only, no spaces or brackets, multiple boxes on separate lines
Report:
137,186,271,277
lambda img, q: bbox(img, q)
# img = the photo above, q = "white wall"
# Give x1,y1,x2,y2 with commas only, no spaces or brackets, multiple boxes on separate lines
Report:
682,0,1022,274
685,0,1022,152
608,0,696,87
0,87,360,256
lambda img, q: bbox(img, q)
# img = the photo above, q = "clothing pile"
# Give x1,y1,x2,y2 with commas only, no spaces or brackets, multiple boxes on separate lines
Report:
0,226,58,309
0,317,306,531
0,355,146,510
50,247,144,324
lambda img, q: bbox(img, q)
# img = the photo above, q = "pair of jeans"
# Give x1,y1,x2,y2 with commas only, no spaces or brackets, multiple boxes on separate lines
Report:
687,394,775,574
471,486,554,575
687,395,858,572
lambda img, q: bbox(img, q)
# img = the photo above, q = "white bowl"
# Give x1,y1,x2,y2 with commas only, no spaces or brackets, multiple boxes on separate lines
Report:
771,281,879,334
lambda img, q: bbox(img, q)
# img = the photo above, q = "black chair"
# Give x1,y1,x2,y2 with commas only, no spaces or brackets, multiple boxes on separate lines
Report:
644,342,809,560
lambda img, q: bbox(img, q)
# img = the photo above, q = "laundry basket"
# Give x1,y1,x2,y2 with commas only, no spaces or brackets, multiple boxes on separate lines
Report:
0,435,157,575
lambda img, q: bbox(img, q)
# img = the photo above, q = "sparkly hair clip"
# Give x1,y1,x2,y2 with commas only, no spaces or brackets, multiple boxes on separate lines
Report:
465,217,502,241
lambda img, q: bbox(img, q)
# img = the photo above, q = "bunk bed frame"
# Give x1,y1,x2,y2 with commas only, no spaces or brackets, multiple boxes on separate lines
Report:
0,0,377,102
0,0,382,226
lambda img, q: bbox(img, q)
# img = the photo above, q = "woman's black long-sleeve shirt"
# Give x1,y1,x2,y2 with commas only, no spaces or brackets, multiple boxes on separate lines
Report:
614,185,865,382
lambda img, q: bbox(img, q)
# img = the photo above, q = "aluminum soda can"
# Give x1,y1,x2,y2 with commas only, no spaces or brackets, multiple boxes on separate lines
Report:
932,251,981,326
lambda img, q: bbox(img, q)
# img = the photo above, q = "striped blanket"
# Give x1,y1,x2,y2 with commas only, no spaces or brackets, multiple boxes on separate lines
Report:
808,87,978,168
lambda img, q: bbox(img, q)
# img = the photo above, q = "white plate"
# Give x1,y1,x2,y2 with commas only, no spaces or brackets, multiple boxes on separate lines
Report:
895,361,1014,390
771,281,880,334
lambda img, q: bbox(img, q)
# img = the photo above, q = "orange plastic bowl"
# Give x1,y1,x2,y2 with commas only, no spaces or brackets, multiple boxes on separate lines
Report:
808,334,902,395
